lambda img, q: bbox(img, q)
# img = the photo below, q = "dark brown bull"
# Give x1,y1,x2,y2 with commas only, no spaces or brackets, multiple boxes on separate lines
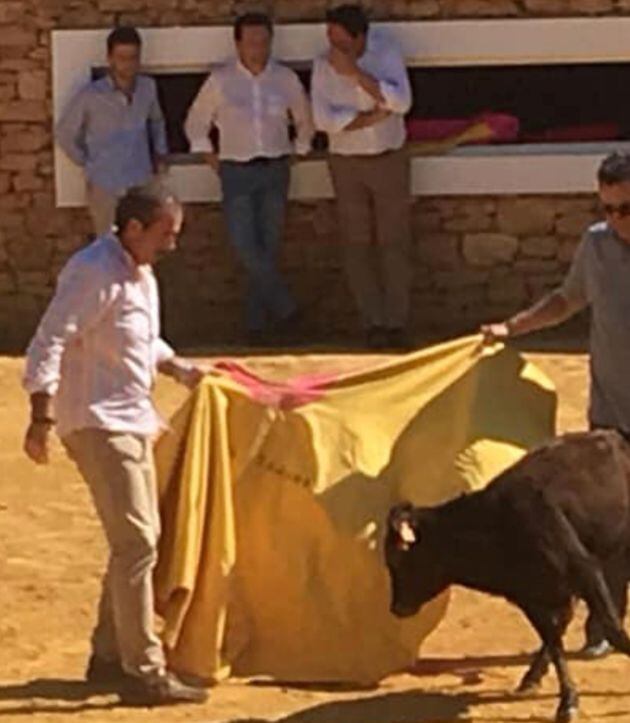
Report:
385,430,630,722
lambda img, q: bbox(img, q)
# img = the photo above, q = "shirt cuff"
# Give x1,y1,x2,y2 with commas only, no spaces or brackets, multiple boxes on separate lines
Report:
189,137,215,154
378,81,409,115
154,338,176,367
22,373,59,397
294,138,312,156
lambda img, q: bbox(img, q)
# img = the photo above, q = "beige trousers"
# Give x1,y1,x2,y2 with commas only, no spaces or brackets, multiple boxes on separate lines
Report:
86,184,121,236
63,428,165,679
328,147,412,330
86,177,163,236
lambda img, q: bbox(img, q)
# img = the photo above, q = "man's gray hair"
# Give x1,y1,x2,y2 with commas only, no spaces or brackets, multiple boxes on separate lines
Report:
114,186,180,233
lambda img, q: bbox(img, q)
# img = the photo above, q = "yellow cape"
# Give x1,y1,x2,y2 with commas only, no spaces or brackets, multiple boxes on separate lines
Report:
154,336,556,684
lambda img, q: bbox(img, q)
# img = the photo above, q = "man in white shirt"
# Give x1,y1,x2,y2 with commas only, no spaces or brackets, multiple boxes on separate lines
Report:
23,187,208,706
312,4,413,350
185,13,314,345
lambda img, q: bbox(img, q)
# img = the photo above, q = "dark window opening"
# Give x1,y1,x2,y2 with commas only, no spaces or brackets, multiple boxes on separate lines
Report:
93,62,630,155
409,63,630,144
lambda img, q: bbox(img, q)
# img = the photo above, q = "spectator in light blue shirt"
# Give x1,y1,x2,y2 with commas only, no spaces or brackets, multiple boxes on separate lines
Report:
56,26,168,235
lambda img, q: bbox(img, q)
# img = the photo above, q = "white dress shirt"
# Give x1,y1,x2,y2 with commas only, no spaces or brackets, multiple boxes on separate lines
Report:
24,234,175,439
185,58,314,161
311,30,412,156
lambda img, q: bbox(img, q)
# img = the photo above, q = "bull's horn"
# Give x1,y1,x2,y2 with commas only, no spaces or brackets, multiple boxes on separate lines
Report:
398,520,417,545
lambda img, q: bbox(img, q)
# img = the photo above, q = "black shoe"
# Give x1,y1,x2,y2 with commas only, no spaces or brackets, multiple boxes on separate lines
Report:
366,326,388,350
386,328,413,351
119,671,208,706
85,654,127,685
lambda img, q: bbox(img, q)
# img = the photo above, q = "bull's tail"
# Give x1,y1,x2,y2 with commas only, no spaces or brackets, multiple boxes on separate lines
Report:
551,503,630,656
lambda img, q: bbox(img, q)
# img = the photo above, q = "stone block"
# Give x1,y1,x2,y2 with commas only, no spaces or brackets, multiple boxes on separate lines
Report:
568,0,614,12
13,172,44,192
519,235,558,258
0,2,23,23
497,198,556,235
0,153,38,172
0,100,47,122
18,70,47,100
522,0,574,12
442,0,520,16
0,27,37,48
417,233,460,268
463,233,519,266
556,212,596,236
1,125,49,153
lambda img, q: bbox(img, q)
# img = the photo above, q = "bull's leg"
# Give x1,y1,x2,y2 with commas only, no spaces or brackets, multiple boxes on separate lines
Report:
604,553,628,624
523,605,578,723
517,602,573,694
516,645,549,693
548,641,578,723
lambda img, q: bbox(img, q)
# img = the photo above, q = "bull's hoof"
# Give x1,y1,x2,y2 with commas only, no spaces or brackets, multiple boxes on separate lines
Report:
514,679,541,696
555,704,579,722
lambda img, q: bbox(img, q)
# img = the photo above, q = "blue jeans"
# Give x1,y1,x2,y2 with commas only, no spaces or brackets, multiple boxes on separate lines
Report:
220,158,296,332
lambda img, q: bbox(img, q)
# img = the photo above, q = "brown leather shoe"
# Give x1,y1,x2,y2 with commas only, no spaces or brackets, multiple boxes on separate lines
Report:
119,671,208,706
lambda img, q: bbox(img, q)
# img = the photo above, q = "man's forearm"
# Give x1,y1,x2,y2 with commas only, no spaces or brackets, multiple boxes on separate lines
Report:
30,392,54,421
158,357,192,382
354,69,385,105
506,290,573,337
343,109,386,132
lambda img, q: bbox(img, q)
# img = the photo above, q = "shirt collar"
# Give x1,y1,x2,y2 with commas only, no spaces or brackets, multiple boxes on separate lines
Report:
103,232,139,273
236,58,273,79
104,72,137,96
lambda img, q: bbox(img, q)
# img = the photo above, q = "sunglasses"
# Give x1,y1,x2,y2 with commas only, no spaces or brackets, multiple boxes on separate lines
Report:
601,202,630,218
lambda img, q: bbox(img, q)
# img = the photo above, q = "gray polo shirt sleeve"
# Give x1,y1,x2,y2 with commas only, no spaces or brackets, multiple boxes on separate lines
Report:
559,235,590,314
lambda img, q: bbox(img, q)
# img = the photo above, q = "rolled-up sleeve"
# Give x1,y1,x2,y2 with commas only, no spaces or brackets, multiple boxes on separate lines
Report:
559,235,590,314
55,90,89,167
154,337,176,368
184,74,219,154
377,47,412,115
23,260,114,396
148,77,168,157
311,58,357,134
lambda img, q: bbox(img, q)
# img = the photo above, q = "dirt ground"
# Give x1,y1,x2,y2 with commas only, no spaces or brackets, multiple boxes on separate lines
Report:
2,343,630,723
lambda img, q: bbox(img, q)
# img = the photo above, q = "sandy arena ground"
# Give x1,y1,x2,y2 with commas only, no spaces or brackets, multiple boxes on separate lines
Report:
2,344,630,723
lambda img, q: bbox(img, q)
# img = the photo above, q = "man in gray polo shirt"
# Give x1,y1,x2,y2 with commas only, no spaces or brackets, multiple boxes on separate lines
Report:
482,151,630,659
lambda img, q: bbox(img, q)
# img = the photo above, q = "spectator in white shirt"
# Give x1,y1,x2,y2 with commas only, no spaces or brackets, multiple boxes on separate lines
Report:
185,13,314,345
23,187,209,707
312,4,413,350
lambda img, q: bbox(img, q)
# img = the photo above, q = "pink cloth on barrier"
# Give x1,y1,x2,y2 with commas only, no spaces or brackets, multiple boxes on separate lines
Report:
406,112,520,144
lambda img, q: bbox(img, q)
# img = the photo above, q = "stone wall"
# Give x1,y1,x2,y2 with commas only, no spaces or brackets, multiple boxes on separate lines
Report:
0,0,615,350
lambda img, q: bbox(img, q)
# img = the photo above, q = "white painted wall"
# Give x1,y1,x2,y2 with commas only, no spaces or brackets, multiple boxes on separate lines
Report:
53,18,630,205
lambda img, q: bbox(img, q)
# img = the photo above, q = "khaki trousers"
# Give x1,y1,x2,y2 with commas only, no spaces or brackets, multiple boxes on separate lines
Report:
329,147,412,330
86,177,162,236
63,429,165,679
86,184,121,236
